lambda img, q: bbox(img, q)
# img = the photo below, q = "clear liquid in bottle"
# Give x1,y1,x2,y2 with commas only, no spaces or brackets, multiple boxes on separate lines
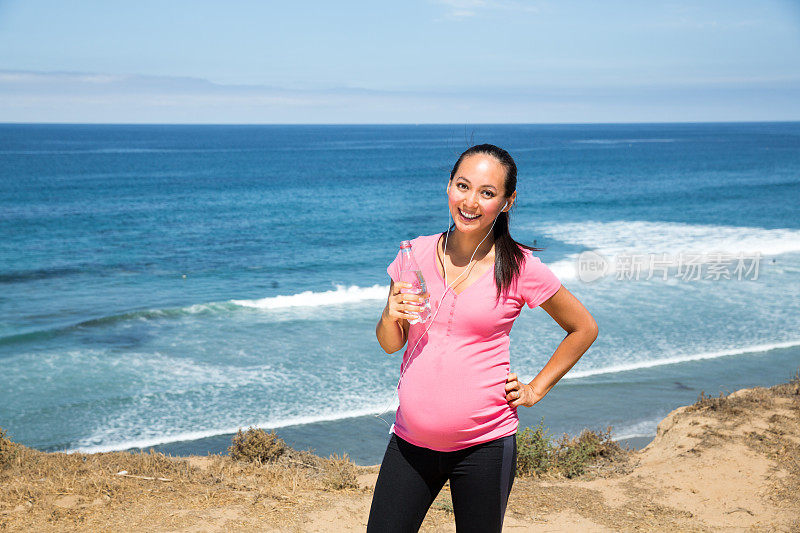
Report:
398,241,431,324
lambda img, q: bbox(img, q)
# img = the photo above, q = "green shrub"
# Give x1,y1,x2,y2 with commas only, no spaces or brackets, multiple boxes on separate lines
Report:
516,420,625,479
516,418,553,477
552,427,617,478
228,427,287,463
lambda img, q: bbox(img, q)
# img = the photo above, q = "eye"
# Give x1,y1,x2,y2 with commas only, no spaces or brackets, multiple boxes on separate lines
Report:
482,190,495,198
457,183,468,190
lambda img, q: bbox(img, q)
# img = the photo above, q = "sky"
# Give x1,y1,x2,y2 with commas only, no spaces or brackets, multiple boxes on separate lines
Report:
0,0,799,124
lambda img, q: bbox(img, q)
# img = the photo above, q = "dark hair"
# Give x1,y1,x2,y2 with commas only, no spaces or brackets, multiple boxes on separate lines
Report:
446,143,543,302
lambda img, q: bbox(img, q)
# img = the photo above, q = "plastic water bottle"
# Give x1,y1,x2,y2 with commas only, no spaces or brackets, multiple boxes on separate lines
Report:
398,240,431,324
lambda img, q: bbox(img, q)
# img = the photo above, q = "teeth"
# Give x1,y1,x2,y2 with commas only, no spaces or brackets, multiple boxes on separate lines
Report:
459,208,480,219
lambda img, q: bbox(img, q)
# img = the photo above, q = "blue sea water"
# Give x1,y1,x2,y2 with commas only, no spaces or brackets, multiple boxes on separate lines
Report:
1,122,799,465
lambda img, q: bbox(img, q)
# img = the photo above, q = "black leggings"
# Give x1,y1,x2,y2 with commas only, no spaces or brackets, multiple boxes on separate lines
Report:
367,432,517,532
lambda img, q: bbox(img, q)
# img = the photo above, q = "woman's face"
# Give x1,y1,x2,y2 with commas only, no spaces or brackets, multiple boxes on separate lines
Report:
447,153,515,235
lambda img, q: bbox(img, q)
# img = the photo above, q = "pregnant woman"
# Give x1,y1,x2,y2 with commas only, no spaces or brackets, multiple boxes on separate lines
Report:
368,144,598,532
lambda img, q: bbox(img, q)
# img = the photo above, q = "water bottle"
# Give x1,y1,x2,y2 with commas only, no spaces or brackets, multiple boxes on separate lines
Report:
398,240,431,324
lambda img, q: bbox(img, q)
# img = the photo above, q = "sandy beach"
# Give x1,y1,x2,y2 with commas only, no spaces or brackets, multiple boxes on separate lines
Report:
1,374,798,532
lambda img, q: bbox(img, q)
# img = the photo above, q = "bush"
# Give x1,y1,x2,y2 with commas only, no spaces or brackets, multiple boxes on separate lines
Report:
0,427,20,470
693,390,729,410
322,452,359,490
516,418,553,477
553,427,618,478
789,367,800,395
228,427,287,463
516,420,625,479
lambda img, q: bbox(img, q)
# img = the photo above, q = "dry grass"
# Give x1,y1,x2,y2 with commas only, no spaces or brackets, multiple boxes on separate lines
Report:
689,368,800,416
0,428,22,470
689,387,775,420
0,427,365,531
320,453,359,491
2,368,798,531
228,427,287,463
773,367,800,398
0,421,633,531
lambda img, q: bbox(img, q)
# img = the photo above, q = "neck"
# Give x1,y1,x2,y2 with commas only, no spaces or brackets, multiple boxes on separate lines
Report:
446,226,495,263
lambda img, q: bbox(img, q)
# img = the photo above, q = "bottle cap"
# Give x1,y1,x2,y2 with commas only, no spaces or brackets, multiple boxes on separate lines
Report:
400,240,411,248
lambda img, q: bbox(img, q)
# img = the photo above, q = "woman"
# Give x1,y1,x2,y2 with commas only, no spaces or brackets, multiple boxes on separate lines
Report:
368,144,598,532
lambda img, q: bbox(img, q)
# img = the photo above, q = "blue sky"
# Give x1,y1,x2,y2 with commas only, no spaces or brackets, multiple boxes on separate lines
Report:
0,0,799,123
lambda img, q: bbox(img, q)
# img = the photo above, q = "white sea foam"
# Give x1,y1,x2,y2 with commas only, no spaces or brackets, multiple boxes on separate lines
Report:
532,220,800,280
612,416,663,441
96,222,799,319
65,400,398,454
538,220,800,257
230,283,387,309
14,349,286,392
0,284,393,346
561,339,800,380
182,302,233,314
54,338,800,454
46,347,398,454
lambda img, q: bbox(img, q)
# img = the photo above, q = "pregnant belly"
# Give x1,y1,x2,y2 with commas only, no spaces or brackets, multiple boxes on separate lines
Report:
396,353,513,449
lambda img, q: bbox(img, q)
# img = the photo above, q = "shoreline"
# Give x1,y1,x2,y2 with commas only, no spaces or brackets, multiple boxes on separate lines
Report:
2,372,798,531
113,425,657,467
29,342,800,465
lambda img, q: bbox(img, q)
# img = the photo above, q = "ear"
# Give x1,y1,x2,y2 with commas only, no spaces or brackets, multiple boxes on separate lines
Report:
504,192,517,211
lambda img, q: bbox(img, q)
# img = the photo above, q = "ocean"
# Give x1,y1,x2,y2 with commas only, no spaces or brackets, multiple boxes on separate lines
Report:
1,122,798,465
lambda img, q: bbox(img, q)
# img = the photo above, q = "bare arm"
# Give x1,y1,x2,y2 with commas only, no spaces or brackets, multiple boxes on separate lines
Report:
506,285,599,407
375,279,417,354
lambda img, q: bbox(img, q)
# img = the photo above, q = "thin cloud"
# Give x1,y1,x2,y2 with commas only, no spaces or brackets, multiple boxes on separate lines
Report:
434,0,541,19
0,69,798,123
655,3,764,30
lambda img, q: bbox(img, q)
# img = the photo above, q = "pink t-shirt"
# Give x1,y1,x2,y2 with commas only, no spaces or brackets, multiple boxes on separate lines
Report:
386,232,562,452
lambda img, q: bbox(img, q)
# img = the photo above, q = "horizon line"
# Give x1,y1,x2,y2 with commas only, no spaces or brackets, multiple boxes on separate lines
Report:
2,119,800,127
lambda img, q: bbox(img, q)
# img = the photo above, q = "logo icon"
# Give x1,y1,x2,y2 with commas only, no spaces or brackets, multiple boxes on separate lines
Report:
577,251,609,283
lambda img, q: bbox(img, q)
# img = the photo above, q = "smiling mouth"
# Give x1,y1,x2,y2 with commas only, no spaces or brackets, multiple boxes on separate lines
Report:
458,208,481,221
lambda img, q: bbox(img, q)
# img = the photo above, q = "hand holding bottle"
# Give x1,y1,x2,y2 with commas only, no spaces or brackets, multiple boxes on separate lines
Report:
394,240,432,324
387,281,429,323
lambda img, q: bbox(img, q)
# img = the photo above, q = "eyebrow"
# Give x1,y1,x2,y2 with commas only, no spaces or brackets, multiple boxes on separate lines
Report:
456,176,497,191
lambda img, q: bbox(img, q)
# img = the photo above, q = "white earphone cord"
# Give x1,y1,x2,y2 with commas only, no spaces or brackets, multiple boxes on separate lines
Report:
374,201,508,428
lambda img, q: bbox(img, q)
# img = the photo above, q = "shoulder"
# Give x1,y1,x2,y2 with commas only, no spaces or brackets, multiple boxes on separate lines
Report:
512,246,561,307
515,246,555,279
514,245,538,266
521,247,543,266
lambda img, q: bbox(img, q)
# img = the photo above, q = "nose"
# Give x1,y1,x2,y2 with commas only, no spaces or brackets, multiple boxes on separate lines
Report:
466,190,480,209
